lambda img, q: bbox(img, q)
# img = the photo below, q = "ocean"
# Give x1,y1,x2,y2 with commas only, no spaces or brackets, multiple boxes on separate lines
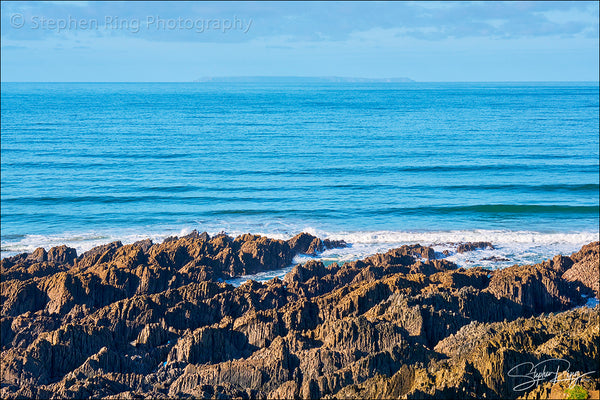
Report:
1,82,599,274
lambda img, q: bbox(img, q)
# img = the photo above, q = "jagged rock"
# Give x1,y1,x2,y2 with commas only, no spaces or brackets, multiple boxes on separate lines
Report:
1,281,47,317
1,253,28,270
132,238,153,252
234,234,293,275
29,248,48,263
485,261,584,314
1,237,597,399
481,256,510,262
365,244,436,264
456,242,494,253
288,233,324,255
168,326,256,364
563,241,599,297
47,245,78,265
286,233,346,256
337,306,599,399
323,238,347,250
517,370,600,399
78,242,122,269
181,229,210,242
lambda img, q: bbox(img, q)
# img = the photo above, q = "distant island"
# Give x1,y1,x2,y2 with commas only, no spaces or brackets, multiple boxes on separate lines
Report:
193,76,414,83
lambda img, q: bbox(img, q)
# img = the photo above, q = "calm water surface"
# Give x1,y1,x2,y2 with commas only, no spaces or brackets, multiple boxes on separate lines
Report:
2,82,598,268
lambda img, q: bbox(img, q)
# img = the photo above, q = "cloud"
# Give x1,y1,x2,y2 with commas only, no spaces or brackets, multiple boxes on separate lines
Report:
1,1,597,82
0,44,28,50
1,1,598,44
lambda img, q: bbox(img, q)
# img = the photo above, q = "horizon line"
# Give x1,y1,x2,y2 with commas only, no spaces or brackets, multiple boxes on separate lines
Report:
2,80,599,83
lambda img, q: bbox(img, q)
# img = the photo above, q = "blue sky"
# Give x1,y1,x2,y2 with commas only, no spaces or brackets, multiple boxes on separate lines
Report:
1,1,598,82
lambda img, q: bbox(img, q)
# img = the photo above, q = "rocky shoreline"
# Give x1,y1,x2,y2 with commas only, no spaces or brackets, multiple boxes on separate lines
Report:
1,232,598,399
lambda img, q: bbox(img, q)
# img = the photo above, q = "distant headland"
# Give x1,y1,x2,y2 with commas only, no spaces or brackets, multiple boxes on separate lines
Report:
192,76,415,83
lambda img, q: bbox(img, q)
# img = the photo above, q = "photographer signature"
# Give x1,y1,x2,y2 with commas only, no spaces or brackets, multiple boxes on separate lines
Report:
508,358,596,391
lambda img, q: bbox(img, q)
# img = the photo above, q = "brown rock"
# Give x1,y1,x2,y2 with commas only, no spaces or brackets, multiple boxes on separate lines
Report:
456,242,494,253
485,265,583,314
288,232,323,255
287,233,346,256
323,238,347,249
1,281,47,316
563,241,599,297
47,245,78,265
29,248,48,263
1,236,597,400
78,241,122,269
132,238,153,252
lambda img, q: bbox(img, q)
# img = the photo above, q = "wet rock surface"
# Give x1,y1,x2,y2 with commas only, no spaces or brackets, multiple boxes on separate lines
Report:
1,235,598,399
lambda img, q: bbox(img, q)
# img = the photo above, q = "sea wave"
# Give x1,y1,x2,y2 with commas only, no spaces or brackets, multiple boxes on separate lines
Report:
2,228,598,277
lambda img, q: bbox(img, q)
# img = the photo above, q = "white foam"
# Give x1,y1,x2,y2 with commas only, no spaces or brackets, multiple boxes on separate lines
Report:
1,230,170,259
230,229,598,285
2,229,598,277
288,229,598,271
327,229,598,247
0,225,302,259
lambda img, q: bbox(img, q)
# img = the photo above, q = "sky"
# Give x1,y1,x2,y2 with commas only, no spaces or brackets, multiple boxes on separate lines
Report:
1,1,598,82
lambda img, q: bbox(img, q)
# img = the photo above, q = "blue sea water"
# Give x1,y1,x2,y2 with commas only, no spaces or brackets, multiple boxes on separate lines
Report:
1,82,599,269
